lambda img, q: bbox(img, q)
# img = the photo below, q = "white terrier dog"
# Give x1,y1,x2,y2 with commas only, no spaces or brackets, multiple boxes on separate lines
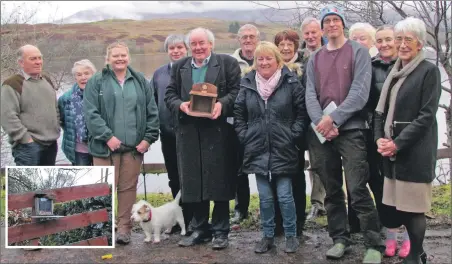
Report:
131,191,186,243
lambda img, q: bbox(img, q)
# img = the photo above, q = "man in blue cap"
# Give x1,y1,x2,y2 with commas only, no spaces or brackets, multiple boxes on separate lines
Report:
305,5,384,263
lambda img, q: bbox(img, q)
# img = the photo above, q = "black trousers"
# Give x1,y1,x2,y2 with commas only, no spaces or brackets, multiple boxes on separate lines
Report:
234,134,250,216
161,132,193,227
190,200,230,237
307,127,383,250
275,150,307,231
347,129,384,232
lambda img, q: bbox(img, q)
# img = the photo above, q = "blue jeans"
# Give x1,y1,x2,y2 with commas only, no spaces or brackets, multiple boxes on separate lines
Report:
12,141,57,166
256,174,296,237
73,152,93,166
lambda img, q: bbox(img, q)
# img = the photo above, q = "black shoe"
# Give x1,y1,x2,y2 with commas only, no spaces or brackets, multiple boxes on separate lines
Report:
254,237,274,253
178,231,212,247
212,235,229,250
284,236,299,253
230,211,248,224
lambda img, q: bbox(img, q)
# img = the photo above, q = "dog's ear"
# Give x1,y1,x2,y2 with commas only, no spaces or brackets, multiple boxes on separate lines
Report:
144,204,151,212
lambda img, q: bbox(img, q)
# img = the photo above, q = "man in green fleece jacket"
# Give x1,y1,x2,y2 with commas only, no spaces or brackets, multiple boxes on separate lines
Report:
1,44,60,166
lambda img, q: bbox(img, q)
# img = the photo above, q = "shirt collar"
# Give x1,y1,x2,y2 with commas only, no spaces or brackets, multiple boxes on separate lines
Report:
21,71,42,80
191,53,211,69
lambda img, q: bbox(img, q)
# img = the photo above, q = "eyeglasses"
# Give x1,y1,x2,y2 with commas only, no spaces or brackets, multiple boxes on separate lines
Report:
395,36,416,45
323,17,342,25
240,35,257,40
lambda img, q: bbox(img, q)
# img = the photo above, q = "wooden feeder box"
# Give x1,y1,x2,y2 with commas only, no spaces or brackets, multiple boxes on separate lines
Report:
32,191,63,219
188,82,218,118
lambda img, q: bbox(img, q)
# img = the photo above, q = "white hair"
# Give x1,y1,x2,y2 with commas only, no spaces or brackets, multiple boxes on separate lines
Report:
237,24,260,38
72,59,97,77
394,17,427,45
349,22,377,43
300,17,321,32
186,27,215,48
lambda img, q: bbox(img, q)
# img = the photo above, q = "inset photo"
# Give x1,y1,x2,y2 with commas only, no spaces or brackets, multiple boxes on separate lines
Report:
4,166,115,248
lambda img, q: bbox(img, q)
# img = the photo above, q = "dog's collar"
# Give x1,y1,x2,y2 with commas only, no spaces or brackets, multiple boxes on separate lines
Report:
142,210,152,223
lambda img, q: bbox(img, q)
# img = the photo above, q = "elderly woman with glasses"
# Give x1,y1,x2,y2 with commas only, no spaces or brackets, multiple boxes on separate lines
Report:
58,59,97,165
374,17,441,264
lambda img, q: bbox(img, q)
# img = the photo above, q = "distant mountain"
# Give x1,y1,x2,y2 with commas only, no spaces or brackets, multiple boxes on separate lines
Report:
63,7,301,25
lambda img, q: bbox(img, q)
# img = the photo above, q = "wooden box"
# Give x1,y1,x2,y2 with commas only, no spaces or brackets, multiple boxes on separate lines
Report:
188,82,218,118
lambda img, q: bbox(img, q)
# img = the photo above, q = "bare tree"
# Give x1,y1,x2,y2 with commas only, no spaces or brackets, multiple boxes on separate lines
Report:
1,2,95,167
251,0,452,182
7,168,93,194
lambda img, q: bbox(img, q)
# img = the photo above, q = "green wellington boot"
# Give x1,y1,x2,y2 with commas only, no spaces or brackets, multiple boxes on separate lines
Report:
362,248,382,264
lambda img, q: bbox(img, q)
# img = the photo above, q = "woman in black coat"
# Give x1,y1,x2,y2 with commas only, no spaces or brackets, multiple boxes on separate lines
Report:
374,17,441,264
234,41,308,254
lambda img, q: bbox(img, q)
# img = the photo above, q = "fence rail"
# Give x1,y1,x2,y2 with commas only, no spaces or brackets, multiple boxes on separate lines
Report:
7,183,111,246
0,147,450,176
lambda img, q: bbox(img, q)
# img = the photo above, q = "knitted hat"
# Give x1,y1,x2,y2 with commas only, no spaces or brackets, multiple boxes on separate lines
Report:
319,5,346,29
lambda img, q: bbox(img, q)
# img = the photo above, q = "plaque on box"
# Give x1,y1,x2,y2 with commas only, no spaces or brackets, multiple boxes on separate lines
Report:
188,82,218,118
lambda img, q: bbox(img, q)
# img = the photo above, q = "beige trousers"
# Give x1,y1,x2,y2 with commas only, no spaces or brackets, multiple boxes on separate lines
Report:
93,152,143,234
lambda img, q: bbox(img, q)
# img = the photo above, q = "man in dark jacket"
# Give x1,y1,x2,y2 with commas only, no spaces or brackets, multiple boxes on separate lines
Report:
230,24,260,225
165,27,241,250
151,34,193,234
299,17,328,221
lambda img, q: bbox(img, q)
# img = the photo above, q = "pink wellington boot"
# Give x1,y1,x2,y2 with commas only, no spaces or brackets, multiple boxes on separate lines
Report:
384,239,397,257
398,240,410,258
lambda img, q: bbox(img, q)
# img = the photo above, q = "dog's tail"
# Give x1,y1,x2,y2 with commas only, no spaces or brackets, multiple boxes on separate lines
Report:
174,190,182,204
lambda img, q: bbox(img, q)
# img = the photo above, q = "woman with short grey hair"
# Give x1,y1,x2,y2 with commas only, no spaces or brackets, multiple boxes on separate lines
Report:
58,59,97,165
374,17,441,264
349,22,378,56
151,34,193,234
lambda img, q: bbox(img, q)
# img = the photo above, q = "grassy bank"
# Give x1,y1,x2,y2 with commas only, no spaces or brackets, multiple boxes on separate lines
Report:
130,183,450,229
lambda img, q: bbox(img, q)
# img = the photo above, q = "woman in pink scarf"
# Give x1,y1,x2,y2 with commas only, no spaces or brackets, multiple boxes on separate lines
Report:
234,41,308,254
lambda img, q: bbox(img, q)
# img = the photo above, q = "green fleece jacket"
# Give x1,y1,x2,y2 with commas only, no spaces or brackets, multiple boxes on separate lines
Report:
83,65,159,158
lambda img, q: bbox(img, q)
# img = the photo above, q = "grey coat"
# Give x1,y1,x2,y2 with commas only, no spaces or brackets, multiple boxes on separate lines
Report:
164,53,241,202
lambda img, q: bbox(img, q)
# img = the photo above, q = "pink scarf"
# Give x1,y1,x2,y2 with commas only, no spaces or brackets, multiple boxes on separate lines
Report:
256,68,282,101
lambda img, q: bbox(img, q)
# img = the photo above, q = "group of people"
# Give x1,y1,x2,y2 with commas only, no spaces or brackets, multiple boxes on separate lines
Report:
0,4,440,264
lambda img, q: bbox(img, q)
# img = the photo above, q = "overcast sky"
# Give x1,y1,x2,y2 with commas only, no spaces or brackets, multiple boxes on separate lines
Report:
38,167,114,186
1,1,298,24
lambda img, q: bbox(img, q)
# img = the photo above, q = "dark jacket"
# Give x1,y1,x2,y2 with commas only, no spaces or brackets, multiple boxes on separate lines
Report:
58,85,79,164
83,65,159,158
374,60,441,183
234,66,308,178
366,55,397,127
164,53,241,203
299,37,326,87
151,63,174,137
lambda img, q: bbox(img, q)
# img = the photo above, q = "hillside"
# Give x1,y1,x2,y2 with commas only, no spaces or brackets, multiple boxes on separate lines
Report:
3,18,289,54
